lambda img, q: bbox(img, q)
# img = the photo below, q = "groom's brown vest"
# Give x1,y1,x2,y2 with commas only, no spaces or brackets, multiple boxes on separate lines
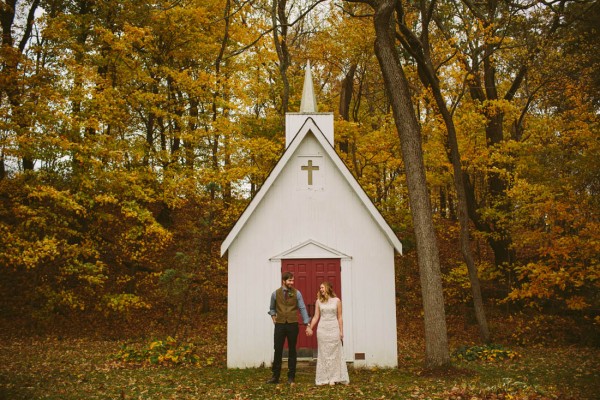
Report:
275,288,298,323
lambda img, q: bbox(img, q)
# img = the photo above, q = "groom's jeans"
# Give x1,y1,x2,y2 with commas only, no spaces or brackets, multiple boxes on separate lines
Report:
272,322,299,379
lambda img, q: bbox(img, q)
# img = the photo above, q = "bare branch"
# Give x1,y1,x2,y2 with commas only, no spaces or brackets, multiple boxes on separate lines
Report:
226,0,328,58
18,0,40,53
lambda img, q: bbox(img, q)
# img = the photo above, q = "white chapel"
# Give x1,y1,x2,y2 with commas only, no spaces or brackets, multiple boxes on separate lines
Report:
221,62,402,368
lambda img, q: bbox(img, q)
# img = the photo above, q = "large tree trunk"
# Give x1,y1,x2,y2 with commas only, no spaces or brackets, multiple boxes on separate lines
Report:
371,0,449,367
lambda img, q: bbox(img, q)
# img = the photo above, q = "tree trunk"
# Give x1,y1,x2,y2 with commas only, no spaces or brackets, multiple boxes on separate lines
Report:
339,64,357,121
371,0,449,367
211,0,231,203
272,0,291,114
462,14,515,268
0,152,5,180
186,97,199,168
435,91,490,342
338,64,357,154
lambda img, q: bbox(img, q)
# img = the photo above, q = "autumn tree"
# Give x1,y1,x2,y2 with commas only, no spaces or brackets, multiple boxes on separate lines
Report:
499,1,600,319
433,0,593,270
344,0,450,367
0,0,256,332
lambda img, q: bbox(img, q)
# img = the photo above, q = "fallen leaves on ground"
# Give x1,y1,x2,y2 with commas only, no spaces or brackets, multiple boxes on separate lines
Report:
0,330,597,399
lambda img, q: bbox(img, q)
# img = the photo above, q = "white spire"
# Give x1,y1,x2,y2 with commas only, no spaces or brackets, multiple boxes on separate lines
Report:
299,60,318,112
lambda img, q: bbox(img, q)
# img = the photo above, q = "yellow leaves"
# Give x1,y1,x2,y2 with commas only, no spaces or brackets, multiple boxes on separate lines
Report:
120,201,172,240
114,336,201,366
443,263,473,306
28,185,87,217
505,119,599,309
120,24,154,52
94,194,119,205
1,0,597,341
104,294,151,313
149,340,162,350
0,166,182,317
508,256,599,311
37,287,87,311
61,261,108,286
19,236,62,270
565,296,590,311
56,290,87,311
334,118,404,204
452,344,520,363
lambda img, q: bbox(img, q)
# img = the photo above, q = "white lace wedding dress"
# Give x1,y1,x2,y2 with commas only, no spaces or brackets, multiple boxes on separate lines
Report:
315,298,350,385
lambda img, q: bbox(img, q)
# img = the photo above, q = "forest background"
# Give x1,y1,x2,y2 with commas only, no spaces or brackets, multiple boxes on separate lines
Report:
0,0,599,379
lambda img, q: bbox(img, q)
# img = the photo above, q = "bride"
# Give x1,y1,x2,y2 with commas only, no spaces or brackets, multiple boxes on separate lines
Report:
308,281,350,385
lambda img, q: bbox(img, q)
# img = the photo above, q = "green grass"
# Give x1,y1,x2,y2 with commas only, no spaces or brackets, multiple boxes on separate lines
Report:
0,337,598,399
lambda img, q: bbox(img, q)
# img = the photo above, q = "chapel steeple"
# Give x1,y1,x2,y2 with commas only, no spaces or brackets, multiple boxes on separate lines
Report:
300,60,318,113
285,61,334,148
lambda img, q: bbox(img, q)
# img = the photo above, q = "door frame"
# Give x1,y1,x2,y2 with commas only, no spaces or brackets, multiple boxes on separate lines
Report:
269,240,354,361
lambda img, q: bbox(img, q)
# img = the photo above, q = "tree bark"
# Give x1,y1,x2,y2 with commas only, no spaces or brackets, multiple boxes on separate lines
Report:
437,97,490,342
339,64,357,121
0,152,4,180
338,64,357,154
369,0,450,367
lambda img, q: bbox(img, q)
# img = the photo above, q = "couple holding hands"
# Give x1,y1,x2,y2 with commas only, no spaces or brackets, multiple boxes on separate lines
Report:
267,271,349,386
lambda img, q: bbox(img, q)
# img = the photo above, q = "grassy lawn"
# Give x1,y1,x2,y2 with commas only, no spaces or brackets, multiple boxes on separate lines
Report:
0,333,598,400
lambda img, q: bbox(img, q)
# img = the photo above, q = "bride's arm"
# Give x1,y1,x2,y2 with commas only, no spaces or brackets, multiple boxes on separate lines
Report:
336,299,344,341
309,300,321,330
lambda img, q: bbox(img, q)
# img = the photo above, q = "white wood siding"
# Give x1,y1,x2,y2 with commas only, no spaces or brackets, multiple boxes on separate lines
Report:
226,133,398,368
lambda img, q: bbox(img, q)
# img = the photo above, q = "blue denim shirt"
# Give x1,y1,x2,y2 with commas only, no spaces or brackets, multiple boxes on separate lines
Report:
268,287,311,325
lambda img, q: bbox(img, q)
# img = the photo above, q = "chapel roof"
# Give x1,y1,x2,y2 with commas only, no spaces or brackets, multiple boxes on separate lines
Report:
220,115,403,256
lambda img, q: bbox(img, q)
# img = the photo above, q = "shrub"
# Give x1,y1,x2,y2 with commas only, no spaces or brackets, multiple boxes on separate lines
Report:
114,336,200,366
452,344,520,362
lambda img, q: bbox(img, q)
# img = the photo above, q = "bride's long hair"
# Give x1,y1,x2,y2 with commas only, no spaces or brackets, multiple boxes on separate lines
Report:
317,281,337,303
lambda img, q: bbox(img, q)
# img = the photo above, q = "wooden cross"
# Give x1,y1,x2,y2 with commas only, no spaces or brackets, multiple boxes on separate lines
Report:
301,160,320,185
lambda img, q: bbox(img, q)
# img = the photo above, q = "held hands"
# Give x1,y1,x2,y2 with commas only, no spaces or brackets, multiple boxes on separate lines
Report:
305,326,313,337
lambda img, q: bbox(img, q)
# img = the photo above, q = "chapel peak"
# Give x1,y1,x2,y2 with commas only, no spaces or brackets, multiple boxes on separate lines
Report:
299,60,318,113
285,61,333,147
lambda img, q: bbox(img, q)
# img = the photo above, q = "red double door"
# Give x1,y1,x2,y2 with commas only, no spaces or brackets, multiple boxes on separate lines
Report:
281,258,341,357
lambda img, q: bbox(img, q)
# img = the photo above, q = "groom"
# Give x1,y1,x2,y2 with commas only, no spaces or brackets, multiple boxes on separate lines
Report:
267,271,313,385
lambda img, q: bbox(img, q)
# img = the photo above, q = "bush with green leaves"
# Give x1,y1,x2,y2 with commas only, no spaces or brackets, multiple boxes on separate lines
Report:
452,344,520,362
114,336,200,366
